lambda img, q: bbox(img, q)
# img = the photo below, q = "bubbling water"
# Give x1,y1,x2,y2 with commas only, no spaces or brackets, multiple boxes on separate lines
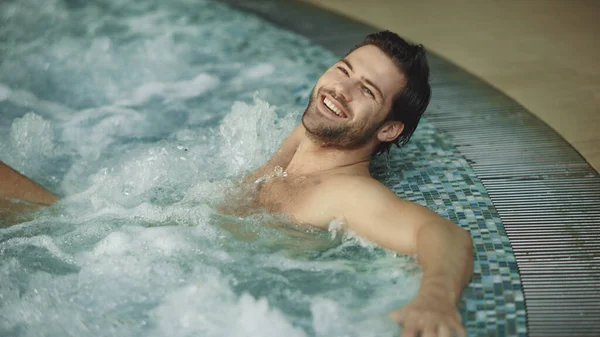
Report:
0,104,419,337
0,0,420,335
0,107,420,337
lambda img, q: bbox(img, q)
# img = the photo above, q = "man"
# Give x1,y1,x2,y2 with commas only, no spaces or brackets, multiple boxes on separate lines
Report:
1,31,473,337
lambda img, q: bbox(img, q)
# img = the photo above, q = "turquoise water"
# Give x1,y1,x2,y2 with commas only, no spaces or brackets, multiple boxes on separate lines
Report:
0,0,420,336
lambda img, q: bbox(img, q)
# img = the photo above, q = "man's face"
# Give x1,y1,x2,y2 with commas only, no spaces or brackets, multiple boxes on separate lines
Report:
302,45,405,149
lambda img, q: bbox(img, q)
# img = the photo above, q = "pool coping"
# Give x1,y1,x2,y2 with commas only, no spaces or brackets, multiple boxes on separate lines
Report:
218,0,600,336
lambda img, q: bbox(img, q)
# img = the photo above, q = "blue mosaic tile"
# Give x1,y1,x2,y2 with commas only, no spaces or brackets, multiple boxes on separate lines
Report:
372,121,526,336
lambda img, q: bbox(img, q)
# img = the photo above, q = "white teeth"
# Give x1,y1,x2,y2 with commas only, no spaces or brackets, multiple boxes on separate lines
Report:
323,98,344,117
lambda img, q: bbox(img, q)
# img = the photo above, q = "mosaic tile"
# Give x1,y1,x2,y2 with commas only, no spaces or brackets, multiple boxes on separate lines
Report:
372,121,526,336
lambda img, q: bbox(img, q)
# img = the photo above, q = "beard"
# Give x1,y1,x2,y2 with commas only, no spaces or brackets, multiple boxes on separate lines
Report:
301,87,385,150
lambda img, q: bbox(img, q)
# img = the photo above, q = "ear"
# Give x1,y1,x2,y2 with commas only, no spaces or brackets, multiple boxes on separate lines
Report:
377,121,404,143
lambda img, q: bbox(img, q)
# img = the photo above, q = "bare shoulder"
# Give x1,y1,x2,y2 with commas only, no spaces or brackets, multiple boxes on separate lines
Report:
323,174,399,202
316,173,453,253
320,173,446,227
301,173,403,221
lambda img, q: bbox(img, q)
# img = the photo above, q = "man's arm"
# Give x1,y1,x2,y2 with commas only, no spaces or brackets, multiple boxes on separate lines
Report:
390,219,472,337
337,178,472,337
0,161,58,205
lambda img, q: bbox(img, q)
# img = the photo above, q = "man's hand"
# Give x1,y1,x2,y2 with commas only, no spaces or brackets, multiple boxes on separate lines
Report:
389,293,465,337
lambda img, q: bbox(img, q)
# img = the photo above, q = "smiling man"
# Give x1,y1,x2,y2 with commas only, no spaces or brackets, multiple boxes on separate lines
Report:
241,31,474,337
1,31,473,337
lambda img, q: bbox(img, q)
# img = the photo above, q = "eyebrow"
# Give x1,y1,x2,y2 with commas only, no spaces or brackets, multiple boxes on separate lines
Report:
340,58,384,99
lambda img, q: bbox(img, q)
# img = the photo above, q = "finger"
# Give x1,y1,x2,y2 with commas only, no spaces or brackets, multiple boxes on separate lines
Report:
401,325,418,337
422,324,437,337
438,324,451,337
445,314,464,337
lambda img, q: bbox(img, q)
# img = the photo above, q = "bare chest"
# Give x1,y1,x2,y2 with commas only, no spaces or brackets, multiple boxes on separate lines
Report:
254,175,313,212
251,174,333,227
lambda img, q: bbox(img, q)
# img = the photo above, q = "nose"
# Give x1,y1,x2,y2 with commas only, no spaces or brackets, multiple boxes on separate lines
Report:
333,79,354,103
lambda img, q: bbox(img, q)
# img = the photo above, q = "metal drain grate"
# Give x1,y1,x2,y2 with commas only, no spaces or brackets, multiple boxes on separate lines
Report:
426,56,600,336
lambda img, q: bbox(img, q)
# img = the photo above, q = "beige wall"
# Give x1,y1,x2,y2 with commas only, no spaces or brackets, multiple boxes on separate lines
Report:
301,0,600,171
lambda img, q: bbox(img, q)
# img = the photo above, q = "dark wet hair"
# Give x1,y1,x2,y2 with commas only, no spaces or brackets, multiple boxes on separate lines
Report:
347,31,431,155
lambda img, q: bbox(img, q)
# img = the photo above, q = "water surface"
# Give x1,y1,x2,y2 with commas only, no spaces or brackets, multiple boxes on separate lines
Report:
0,0,419,336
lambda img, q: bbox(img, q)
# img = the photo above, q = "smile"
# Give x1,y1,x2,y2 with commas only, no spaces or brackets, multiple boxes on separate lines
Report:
321,95,348,118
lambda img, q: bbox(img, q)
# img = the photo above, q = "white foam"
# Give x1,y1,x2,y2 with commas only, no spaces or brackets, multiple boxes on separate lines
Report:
8,112,54,155
0,85,75,122
151,275,307,337
327,216,347,240
325,216,383,250
341,229,381,249
311,298,343,335
0,235,77,267
241,63,275,79
88,226,194,259
90,231,131,256
218,97,296,176
311,297,399,337
61,106,146,159
117,73,219,106
123,82,165,105
172,73,220,99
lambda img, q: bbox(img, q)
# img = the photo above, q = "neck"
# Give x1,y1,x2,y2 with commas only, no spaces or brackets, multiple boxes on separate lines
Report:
285,138,374,176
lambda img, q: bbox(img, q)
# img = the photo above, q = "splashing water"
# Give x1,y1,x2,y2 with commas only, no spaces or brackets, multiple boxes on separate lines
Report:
0,0,420,336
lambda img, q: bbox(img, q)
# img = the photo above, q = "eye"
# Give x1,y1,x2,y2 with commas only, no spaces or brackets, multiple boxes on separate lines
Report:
337,66,349,76
362,86,374,98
